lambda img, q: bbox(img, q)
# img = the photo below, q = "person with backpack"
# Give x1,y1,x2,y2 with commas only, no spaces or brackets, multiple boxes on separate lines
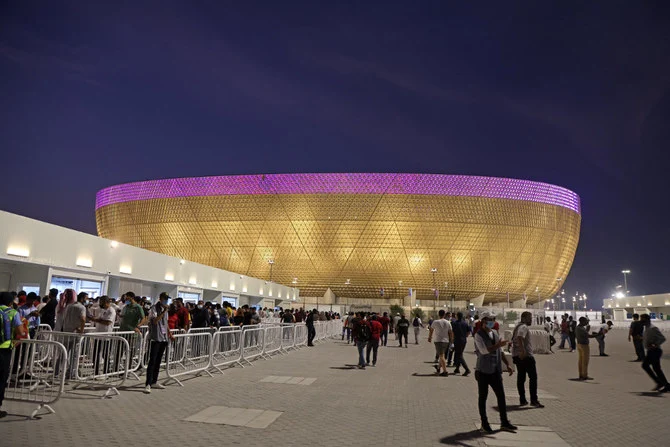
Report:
594,320,613,356
1,291,26,418
397,314,410,348
412,315,424,344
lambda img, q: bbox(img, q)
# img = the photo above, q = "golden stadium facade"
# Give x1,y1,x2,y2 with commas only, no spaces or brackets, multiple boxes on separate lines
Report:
95,174,581,303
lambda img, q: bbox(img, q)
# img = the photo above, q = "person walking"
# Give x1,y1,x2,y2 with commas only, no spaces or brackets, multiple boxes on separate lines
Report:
412,314,424,344
558,315,569,349
474,311,517,434
352,312,370,369
366,315,382,366
392,313,401,340
575,317,596,380
568,316,577,352
452,312,471,376
306,309,316,346
0,292,26,418
640,314,668,392
144,294,174,393
628,314,645,362
397,314,410,348
594,321,613,356
428,309,453,376
511,311,543,407
379,312,390,347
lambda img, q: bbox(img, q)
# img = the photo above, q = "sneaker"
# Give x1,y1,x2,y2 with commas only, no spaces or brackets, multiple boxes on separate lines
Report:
662,385,670,393
371,363,376,367
599,353,609,357
143,385,151,394
454,369,461,375
462,370,471,377
0,410,7,419
152,383,166,390
519,399,529,406
480,422,493,434
365,363,370,366
433,365,440,374
405,345,408,348
530,401,544,408
358,365,366,370
500,422,517,432
447,362,452,367
439,371,449,377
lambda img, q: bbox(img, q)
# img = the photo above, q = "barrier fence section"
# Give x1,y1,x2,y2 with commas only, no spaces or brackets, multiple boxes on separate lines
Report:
210,329,243,373
6,339,67,418
164,332,213,386
262,325,283,358
241,327,264,365
74,334,130,398
280,324,296,352
294,324,308,347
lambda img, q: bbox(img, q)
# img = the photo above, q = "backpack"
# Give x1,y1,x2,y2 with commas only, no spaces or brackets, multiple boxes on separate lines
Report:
0,307,15,344
358,321,371,342
412,317,420,327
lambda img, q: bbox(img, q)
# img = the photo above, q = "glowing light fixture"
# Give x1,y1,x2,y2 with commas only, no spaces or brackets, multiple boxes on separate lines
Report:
76,257,93,268
110,240,119,248
119,265,132,274
7,246,29,257
180,259,186,265
189,277,197,285
165,273,174,281
211,281,218,288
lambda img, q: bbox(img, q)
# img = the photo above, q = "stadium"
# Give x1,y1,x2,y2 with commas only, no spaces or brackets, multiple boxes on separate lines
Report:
95,173,581,303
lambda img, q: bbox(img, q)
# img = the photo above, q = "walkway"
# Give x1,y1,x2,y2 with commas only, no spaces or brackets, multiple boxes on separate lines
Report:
2,328,667,446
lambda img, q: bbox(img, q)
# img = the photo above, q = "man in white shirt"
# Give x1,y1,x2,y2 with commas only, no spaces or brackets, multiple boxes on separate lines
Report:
412,315,424,344
594,320,613,356
428,309,453,376
511,311,543,408
89,296,116,375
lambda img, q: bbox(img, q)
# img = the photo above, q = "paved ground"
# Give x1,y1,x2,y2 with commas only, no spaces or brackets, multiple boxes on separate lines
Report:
2,328,668,446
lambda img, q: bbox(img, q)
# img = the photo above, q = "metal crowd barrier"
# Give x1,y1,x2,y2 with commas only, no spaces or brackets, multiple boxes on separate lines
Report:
294,324,308,347
210,329,244,373
262,325,283,358
164,332,213,386
74,334,130,398
280,324,296,352
6,339,67,418
241,327,264,365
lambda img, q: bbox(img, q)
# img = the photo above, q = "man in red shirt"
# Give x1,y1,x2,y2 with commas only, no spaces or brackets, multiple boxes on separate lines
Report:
379,312,391,347
366,314,383,366
174,298,191,331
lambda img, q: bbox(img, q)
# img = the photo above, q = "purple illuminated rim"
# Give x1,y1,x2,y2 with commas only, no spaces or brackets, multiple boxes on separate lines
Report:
95,173,581,214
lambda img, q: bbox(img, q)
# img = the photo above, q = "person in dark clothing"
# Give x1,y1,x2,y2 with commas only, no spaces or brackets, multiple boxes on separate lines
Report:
366,315,382,366
39,288,58,329
474,311,517,434
628,314,645,361
568,316,577,352
191,300,210,328
396,314,410,348
451,312,471,376
351,313,369,369
306,309,316,346
242,305,253,326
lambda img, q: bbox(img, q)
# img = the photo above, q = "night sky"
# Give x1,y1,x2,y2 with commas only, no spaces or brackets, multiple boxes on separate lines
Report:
2,1,669,304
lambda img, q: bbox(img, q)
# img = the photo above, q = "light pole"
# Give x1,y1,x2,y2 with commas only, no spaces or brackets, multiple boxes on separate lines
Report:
431,268,437,311
621,270,630,296
268,259,274,283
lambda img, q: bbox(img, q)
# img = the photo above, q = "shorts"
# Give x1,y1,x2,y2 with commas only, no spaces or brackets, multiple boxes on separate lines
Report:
434,342,449,356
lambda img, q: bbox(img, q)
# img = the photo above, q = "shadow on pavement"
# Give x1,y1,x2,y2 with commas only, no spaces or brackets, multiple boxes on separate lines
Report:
567,378,596,383
494,405,534,412
330,365,357,370
631,391,666,397
439,429,485,445
411,372,442,377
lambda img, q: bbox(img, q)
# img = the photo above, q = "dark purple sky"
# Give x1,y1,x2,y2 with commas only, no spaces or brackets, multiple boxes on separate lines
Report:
2,1,669,304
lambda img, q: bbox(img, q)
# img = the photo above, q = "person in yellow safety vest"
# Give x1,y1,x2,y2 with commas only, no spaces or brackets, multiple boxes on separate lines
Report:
1,291,27,418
